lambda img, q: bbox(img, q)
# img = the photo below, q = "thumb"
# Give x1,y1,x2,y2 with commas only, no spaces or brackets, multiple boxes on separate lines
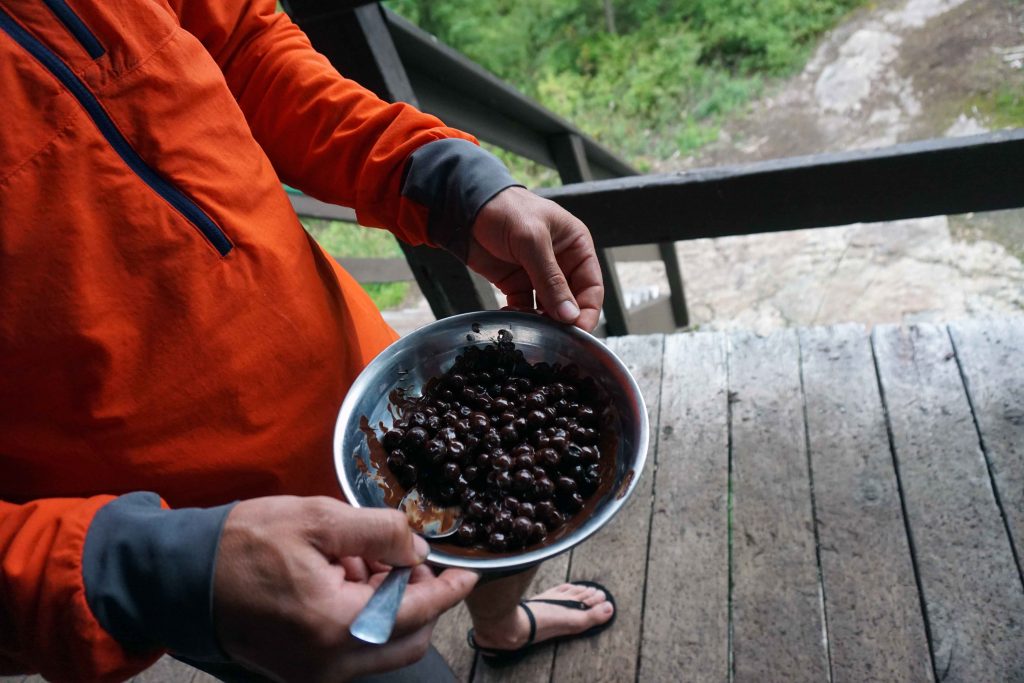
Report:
520,226,580,325
307,501,429,567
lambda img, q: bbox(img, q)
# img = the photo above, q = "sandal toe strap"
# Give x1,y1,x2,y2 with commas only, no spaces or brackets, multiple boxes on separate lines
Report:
523,597,589,611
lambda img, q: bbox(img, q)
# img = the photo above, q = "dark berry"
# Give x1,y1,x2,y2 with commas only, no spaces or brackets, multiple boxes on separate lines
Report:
499,424,519,444
538,448,560,468
576,405,596,425
513,469,534,492
489,532,508,552
382,429,404,450
513,453,534,470
512,516,532,540
467,500,487,519
494,509,513,532
457,523,477,544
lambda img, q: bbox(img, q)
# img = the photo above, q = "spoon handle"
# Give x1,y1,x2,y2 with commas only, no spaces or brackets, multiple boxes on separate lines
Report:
349,566,413,645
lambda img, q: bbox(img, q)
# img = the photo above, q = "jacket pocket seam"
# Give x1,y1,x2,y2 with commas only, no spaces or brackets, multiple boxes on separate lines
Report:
0,97,79,188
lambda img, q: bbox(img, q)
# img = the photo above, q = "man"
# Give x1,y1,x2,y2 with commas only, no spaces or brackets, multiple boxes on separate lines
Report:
0,0,614,681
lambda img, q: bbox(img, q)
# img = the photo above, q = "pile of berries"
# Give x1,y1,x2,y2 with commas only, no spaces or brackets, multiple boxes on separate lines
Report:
380,330,609,552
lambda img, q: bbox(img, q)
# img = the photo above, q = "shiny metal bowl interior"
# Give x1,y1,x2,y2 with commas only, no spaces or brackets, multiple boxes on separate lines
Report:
333,311,648,572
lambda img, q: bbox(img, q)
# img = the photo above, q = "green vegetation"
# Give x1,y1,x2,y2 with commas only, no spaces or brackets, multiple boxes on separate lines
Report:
387,0,865,175
294,1,868,302
300,218,410,309
972,85,1024,129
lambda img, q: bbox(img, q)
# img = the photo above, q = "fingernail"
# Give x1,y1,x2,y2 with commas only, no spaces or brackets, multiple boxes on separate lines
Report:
413,535,430,561
556,300,580,322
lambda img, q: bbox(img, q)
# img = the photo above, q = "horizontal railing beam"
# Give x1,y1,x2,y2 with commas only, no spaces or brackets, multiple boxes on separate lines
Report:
335,257,413,283
537,129,1024,248
288,193,357,223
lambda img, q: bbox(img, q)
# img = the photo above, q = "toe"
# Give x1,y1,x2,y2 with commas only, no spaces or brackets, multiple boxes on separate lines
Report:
595,600,615,622
581,589,606,607
564,584,592,599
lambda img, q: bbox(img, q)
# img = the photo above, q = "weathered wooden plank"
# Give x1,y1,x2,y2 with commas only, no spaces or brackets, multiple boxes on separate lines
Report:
433,598,476,682
727,329,830,682
873,323,1024,681
551,334,664,682
622,296,680,335
472,554,571,683
288,192,358,224
335,257,414,284
131,655,192,682
948,317,1024,579
638,331,729,683
189,669,222,683
0,675,26,682
798,325,932,682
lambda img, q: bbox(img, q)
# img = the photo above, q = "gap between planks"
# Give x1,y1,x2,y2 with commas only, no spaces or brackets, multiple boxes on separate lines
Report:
872,322,1024,681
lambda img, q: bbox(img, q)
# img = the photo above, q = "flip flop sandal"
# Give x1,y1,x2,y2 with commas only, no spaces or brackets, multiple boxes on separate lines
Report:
467,580,617,668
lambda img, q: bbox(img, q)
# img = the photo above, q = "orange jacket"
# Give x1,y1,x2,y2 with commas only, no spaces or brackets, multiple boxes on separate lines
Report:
0,0,514,679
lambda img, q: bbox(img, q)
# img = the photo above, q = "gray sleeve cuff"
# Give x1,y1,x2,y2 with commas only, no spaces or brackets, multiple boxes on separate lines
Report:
82,492,237,661
401,138,523,261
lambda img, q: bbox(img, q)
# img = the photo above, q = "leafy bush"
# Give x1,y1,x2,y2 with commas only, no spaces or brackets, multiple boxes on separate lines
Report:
386,0,864,171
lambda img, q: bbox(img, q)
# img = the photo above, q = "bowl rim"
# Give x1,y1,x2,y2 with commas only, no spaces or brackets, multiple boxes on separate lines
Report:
333,310,649,571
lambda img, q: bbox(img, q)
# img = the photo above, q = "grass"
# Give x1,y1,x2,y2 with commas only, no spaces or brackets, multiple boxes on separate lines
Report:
971,85,1024,129
300,217,412,310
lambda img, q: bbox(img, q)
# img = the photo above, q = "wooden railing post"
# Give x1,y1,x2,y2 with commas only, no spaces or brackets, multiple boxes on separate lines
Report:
550,133,631,336
284,1,497,319
660,242,689,328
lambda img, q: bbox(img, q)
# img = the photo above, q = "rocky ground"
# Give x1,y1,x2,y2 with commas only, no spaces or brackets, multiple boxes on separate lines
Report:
385,0,1024,336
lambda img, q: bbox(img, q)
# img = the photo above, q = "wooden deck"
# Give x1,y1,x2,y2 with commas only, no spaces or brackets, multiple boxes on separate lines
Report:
5,318,1023,682
433,318,1024,683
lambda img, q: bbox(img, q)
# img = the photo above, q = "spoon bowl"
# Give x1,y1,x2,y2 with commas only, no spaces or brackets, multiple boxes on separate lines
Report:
399,488,462,539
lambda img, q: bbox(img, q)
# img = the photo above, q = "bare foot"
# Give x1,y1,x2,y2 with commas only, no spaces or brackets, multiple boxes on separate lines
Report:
470,582,615,651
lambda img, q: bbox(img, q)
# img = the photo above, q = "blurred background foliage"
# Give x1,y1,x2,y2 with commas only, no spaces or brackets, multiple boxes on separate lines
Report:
295,1,867,308
386,0,865,177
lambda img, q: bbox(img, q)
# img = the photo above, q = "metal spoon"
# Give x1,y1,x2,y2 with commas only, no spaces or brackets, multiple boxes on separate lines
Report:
349,490,462,644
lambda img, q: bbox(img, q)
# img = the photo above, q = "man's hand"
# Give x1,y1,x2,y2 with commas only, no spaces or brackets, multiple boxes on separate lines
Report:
468,187,604,332
213,496,478,682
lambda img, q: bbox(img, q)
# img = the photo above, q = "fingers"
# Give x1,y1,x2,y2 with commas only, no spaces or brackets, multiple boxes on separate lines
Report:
519,228,581,325
304,499,429,567
565,252,604,332
340,557,370,583
390,568,479,637
467,186,603,331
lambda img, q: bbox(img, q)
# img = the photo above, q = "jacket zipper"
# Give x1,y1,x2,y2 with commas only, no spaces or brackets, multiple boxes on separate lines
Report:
0,7,233,256
42,0,103,58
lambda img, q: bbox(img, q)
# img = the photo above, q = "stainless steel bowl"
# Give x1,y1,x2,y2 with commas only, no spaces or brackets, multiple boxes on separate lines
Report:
333,311,648,572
